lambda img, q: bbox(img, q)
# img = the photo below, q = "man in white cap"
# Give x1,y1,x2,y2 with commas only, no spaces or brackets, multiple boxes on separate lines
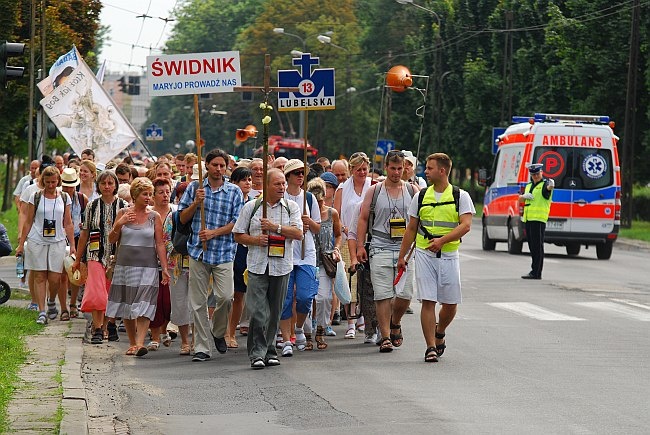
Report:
279,159,321,356
519,163,554,279
402,151,427,188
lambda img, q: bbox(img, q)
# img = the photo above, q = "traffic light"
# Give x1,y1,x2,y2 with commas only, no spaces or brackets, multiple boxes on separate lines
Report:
127,76,140,95
1,41,25,88
117,76,127,93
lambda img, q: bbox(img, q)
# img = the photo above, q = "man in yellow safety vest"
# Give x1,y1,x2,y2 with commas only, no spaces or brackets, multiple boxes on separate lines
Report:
397,153,475,363
519,163,554,280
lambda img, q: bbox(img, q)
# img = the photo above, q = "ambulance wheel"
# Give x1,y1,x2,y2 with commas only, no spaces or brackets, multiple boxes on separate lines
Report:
565,243,581,256
507,226,523,255
482,225,496,251
596,241,613,260
0,280,10,305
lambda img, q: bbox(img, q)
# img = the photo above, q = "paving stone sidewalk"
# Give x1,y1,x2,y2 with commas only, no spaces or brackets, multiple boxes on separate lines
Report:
4,298,88,434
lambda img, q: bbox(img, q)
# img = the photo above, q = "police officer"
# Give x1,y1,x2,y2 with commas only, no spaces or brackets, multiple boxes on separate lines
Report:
519,163,554,279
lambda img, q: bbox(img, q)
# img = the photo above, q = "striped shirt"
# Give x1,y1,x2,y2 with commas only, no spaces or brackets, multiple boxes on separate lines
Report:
178,179,243,265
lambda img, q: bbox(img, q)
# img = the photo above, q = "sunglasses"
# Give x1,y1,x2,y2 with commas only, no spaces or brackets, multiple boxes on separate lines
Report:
290,170,304,176
387,150,405,157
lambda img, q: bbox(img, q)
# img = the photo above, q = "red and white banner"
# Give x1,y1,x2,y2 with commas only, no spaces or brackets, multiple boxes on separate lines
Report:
146,51,241,96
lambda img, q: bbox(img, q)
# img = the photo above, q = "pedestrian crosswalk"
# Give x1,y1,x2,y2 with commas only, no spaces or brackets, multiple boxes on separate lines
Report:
483,299,650,322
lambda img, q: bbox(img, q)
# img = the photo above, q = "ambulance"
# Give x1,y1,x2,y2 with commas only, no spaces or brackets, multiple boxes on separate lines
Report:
480,113,621,260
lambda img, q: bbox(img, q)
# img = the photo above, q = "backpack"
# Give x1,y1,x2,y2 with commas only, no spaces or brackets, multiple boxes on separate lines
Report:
171,181,199,255
77,192,88,224
0,223,12,257
368,182,415,239
171,210,192,255
417,185,460,239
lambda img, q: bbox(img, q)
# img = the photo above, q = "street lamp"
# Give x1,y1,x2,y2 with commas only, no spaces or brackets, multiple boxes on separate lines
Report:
394,0,441,25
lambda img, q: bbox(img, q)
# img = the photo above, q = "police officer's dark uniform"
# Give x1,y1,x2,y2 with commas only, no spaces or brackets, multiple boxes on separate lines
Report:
519,163,554,279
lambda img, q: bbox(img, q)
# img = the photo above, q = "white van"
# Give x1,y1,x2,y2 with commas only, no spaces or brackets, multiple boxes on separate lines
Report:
480,113,621,259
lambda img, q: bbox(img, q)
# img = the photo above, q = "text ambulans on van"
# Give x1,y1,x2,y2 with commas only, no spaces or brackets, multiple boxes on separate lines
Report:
480,113,621,260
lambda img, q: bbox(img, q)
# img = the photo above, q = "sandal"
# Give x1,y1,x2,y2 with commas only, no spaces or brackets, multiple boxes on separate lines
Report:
60,311,70,321
146,341,159,351
435,330,446,356
135,346,148,357
239,326,249,336
47,300,58,320
424,346,439,363
390,318,403,347
315,327,328,350
344,327,356,339
161,334,172,347
379,337,393,353
304,333,313,351
126,346,138,356
179,344,191,355
227,337,239,349
69,305,79,318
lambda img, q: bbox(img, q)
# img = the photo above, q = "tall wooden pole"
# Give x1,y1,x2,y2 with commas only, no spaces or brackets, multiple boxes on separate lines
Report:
301,112,309,259
193,94,207,252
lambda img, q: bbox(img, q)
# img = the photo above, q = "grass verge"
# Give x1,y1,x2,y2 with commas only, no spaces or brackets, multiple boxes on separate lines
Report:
620,220,650,242
0,306,44,432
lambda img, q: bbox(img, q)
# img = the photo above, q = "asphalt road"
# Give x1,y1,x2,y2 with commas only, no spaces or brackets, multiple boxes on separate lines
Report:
3,224,649,434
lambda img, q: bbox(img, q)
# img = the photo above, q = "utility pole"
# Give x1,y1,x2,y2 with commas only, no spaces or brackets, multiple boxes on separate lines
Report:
39,0,47,156
622,0,640,228
28,0,36,161
500,11,513,125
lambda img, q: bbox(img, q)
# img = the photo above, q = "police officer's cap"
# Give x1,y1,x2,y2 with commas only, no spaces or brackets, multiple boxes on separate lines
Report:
528,163,543,174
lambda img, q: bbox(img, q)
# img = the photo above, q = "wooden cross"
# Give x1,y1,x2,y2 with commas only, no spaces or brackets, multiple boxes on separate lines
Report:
233,54,299,218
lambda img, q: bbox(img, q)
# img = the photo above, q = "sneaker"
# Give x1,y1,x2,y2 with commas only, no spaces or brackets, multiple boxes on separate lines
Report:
213,335,228,354
107,322,119,342
281,342,293,357
251,358,265,369
325,326,336,336
294,328,306,351
265,357,280,367
46,301,58,320
36,312,47,325
332,311,341,326
192,352,210,362
344,327,356,339
118,320,126,333
364,332,378,344
91,328,103,344
27,302,39,311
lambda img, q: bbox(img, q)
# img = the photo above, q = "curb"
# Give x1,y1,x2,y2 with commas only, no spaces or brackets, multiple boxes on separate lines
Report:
60,320,88,434
614,237,650,252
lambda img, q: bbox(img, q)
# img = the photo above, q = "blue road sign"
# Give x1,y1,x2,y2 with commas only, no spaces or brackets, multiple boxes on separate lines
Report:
375,139,395,156
146,123,163,141
278,53,335,111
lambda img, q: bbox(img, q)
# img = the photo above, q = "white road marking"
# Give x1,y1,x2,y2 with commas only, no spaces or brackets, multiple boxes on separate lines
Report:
488,302,585,321
574,302,650,321
609,298,650,311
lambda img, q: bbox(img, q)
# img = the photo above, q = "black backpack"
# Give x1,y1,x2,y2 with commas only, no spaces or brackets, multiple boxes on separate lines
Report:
171,210,192,255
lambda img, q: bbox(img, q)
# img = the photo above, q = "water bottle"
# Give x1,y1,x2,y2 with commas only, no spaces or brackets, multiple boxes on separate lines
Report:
16,254,25,279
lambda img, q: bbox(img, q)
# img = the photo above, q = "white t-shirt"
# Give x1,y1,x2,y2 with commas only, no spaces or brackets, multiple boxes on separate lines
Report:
20,182,42,204
13,174,33,197
407,186,475,258
284,190,321,266
27,191,72,244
